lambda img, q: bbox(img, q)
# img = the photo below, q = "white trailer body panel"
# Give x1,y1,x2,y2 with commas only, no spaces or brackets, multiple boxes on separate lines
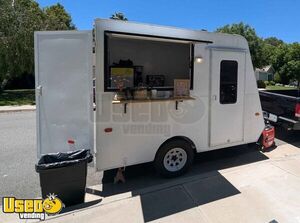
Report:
34,19,264,171
94,19,264,171
35,31,93,157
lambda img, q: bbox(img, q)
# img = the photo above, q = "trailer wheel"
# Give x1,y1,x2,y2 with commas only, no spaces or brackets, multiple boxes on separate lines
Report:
154,139,194,177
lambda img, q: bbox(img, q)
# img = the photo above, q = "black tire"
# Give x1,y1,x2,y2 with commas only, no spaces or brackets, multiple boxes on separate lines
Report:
154,139,194,178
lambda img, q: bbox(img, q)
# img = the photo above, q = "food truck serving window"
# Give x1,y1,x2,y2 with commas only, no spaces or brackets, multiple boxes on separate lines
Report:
104,32,194,91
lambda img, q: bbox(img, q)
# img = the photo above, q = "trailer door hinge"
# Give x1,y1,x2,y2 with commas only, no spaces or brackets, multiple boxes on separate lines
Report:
36,85,42,96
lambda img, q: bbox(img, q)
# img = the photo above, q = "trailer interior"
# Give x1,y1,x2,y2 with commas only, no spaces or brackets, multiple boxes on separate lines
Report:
104,32,194,91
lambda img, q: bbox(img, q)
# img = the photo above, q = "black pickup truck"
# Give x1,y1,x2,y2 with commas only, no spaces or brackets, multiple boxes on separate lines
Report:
259,89,300,130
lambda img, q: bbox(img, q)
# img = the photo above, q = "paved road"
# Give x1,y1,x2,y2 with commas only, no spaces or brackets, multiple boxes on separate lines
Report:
0,111,101,205
0,111,299,206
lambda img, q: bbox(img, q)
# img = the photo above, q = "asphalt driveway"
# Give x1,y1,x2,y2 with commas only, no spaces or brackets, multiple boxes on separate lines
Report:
0,111,101,205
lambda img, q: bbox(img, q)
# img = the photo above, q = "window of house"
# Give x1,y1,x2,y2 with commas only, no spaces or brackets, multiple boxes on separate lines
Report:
219,60,238,104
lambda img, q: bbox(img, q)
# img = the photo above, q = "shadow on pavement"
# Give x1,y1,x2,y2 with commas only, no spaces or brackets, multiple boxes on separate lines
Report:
85,143,268,222
139,172,240,222
275,127,300,148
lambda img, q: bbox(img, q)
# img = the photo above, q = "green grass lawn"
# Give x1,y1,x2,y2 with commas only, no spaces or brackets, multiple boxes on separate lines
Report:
0,89,35,106
266,85,298,90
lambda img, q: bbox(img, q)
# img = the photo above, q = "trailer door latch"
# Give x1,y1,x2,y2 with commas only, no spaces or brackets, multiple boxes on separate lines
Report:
36,85,42,96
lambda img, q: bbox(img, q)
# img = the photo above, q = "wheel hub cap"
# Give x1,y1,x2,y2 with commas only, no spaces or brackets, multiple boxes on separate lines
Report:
163,148,187,172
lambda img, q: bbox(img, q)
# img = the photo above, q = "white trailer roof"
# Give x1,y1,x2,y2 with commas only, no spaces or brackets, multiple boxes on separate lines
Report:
94,18,249,51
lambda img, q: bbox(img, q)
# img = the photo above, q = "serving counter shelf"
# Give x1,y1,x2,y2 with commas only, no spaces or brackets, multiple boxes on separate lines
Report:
112,96,195,113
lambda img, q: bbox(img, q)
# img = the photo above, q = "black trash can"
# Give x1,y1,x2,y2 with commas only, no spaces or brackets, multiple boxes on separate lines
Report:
35,149,93,207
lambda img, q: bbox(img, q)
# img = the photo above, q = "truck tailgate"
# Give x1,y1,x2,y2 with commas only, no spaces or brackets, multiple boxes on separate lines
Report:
259,90,299,121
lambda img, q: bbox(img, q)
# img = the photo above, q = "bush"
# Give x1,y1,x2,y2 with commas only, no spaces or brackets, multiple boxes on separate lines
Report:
4,73,35,90
257,80,266,88
264,81,270,86
269,81,275,86
274,73,281,83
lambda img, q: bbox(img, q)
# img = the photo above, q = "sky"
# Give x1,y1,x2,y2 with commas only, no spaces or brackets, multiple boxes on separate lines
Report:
36,0,300,43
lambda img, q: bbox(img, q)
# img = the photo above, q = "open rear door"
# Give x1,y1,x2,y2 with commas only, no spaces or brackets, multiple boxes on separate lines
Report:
35,31,93,157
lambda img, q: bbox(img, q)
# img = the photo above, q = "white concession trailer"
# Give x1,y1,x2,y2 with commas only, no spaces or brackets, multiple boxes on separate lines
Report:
35,19,265,177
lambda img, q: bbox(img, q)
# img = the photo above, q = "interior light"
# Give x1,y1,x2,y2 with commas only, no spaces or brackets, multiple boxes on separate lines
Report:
195,56,203,63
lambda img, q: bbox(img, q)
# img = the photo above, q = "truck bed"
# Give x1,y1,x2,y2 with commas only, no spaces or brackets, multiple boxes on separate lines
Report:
264,90,300,97
259,89,300,130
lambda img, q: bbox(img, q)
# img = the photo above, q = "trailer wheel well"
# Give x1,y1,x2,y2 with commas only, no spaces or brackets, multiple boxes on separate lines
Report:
155,136,196,160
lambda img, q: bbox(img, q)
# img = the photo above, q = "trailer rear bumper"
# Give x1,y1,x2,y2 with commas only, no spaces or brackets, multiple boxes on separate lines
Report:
263,111,300,130
277,116,300,130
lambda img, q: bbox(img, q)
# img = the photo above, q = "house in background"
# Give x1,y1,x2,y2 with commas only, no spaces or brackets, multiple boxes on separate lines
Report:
255,65,275,81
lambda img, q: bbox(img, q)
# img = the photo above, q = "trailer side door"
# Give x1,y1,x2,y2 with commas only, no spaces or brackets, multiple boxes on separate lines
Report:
210,49,246,147
35,31,93,157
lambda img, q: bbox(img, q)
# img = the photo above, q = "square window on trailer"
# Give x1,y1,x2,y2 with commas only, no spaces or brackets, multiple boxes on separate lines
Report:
104,32,195,91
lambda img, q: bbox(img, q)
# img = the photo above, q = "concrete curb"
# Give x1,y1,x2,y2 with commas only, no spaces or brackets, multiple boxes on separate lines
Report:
0,105,36,113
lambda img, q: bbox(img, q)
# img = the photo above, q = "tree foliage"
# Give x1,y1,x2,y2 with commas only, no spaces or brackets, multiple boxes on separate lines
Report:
110,12,128,21
216,23,299,85
44,3,75,30
260,37,284,68
0,0,44,87
276,43,300,84
264,37,284,47
0,0,75,90
216,22,264,68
